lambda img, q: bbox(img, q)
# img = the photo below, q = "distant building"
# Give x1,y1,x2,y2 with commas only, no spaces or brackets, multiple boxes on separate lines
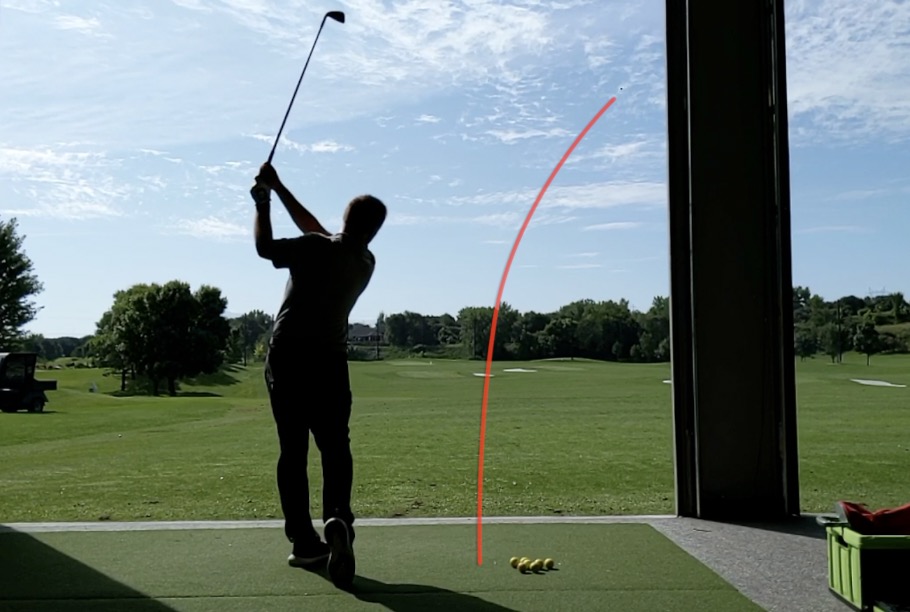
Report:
348,323,381,343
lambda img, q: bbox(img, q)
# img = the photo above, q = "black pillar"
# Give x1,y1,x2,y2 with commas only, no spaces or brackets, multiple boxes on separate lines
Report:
666,0,799,519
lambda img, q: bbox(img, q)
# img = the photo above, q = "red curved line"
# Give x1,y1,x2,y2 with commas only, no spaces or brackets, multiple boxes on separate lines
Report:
476,97,618,566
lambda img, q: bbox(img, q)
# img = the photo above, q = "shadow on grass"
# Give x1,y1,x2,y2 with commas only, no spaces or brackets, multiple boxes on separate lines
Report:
0,529,176,611
105,389,223,398
0,410,61,415
302,567,519,611
181,369,242,387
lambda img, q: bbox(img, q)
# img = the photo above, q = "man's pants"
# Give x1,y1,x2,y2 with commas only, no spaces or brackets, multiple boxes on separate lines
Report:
264,346,356,544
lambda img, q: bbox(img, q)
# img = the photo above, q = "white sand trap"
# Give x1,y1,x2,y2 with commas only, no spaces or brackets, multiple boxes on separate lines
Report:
473,372,494,377
504,368,537,373
662,380,672,384
851,379,907,388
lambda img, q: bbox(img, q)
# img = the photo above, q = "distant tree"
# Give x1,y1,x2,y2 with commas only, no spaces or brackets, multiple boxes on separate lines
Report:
820,321,851,363
794,324,819,361
384,312,411,347
889,292,908,324
792,286,813,325
853,321,882,366
231,310,273,365
457,306,493,359
539,317,576,359
0,217,44,350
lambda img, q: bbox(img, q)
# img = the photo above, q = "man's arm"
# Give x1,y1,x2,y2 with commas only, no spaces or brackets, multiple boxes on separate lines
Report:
257,162,330,236
252,184,276,260
273,182,331,236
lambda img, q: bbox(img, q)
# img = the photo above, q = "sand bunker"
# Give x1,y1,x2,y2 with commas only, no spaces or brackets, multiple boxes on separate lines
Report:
504,368,537,373
851,379,907,388
662,380,672,384
473,372,494,377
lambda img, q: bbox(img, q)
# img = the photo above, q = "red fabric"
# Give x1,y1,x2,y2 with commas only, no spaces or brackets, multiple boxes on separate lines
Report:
839,501,910,535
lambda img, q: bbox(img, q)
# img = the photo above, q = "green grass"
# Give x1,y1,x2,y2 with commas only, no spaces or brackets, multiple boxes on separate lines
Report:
0,353,907,522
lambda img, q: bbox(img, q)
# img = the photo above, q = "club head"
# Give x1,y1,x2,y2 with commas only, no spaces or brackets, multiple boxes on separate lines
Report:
326,11,345,23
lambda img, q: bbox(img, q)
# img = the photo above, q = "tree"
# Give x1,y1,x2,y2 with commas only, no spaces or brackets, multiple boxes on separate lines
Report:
0,217,44,350
230,310,273,365
457,306,493,359
539,316,577,358
794,324,819,361
90,281,230,395
853,321,882,366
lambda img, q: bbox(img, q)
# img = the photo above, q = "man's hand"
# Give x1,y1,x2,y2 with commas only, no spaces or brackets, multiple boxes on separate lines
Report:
250,182,270,206
257,162,281,189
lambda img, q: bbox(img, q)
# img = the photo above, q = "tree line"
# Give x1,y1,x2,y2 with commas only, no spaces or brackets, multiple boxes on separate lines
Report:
372,297,670,362
3,215,909,397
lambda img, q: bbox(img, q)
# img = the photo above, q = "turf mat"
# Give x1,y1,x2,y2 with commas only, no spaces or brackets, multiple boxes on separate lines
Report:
0,523,762,611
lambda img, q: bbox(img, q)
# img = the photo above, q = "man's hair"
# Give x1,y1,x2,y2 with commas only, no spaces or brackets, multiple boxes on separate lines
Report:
343,195,386,244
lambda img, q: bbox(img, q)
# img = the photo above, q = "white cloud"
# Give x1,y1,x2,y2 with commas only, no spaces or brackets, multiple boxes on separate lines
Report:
556,263,602,269
54,15,105,37
169,216,248,240
485,127,572,144
248,134,353,155
568,252,599,257
786,0,910,142
583,222,642,231
416,114,441,124
447,181,665,211
0,145,127,219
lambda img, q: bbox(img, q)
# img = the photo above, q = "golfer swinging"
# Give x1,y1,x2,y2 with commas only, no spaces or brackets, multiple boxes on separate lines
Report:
251,162,386,589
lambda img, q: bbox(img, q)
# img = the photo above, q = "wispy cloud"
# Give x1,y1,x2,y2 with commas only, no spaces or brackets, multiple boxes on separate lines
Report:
448,181,666,211
485,127,572,144
833,188,892,201
248,134,354,155
567,252,599,257
416,114,441,124
556,263,603,269
168,216,248,241
583,221,642,231
0,145,127,219
797,225,873,234
786,0,910,143
54,15,106,37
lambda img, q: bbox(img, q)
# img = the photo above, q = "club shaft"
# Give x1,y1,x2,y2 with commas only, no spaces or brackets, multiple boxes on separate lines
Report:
267,16,329,163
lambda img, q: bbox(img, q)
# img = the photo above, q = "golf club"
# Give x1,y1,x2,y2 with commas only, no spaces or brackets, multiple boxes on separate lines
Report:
267,10,345,164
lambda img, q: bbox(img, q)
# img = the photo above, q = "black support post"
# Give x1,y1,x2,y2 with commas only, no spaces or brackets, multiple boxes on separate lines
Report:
665,0,799,519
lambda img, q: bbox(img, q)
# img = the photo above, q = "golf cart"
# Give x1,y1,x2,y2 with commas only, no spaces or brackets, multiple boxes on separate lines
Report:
0,352,58,413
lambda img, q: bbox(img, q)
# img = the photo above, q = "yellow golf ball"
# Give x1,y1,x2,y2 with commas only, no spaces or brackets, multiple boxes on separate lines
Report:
518,561,530,574
520,557,530,564
530,559,544,572
544,558,555,570
509,556,520,568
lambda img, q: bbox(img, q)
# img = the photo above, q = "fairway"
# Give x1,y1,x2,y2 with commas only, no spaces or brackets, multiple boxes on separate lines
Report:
0,354,908,523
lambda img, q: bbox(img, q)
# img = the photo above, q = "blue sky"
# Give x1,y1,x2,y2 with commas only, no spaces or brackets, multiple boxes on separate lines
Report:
1,0,908,339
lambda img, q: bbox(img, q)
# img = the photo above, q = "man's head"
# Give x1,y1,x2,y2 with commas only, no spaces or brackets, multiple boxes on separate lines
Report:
342,195,386,244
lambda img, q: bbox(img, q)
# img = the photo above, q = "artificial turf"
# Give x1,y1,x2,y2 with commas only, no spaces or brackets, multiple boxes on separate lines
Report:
0,522,762,611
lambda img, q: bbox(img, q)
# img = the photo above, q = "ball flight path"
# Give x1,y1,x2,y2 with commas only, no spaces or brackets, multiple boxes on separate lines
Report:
476,96,618,566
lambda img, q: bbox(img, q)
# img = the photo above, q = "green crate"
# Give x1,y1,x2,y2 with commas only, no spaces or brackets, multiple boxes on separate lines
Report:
818,516,910,611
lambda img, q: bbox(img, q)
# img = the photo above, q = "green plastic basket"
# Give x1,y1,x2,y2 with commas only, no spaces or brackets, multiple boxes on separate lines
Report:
817,516,910,611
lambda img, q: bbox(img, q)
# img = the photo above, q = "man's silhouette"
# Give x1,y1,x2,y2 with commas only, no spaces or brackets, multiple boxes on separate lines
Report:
251,162,386,589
